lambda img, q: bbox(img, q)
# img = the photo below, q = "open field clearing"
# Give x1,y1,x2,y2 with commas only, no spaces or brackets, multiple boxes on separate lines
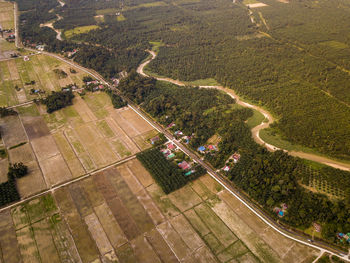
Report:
64,25,100,39
0,54,87,107
0,159,319,262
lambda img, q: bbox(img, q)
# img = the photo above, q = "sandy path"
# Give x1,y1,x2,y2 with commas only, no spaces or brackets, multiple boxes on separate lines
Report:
137,51,350,171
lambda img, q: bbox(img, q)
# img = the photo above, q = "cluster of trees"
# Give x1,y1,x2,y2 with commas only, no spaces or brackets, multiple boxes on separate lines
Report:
0,107,16,118
53,69,68,79
8,162,28,179
137,148,206,194
43,90,74,113
0,162,28,207
104,89,127,109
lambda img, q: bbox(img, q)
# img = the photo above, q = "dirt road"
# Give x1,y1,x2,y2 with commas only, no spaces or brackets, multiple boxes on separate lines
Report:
137,50,350,171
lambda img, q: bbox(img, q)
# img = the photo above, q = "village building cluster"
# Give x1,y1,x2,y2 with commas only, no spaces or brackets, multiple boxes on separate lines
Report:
273,203,288,218
158,141,197,177
337,232,350,244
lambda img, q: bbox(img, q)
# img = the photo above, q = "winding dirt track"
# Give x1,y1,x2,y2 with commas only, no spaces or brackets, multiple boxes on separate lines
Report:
137,50,350,171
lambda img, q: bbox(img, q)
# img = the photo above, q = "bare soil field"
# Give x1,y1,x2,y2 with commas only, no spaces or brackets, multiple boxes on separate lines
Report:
0,159,319,262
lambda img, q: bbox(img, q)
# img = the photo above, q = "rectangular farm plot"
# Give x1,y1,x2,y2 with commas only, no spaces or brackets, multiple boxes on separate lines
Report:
130,235,162,263
168,185,202,212
0,211,22,263
16,226,41,263
211,197,280,263
169,214,204,252
107,167,155,234
194,203,237,247
79,177,105,208
145,229,179,263
84,213,116,260
75,122,119,167
54,188,100,263
0,115,27,148
93,172,140,240
32,219,61,263
9,144,47,197
119,107,154,135
157,221,192,261
53,132,85,177
116,163,165,225
94,202,128,249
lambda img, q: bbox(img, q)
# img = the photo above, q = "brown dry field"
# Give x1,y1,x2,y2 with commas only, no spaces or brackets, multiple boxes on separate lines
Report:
0,158,319,262
0,115,27,148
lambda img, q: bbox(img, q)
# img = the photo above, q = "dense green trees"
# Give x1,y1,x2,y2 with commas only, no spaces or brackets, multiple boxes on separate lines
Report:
0,107,16,117
43,90,74,113
104,89,127,109
137,148,206,194
8,162,28,179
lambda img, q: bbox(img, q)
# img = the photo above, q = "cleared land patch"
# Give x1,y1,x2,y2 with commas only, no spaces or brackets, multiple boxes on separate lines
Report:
64,25,100,38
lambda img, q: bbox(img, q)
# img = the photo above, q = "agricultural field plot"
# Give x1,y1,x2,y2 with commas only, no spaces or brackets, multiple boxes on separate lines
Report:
0,110,47,197
0,54,87,107
42,92,155,172
0,1,15,59
0,159,317,262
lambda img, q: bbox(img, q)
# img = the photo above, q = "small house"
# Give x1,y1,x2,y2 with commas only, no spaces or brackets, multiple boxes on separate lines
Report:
185,170,194,176
23,56,29,61
150,136,160,145
222,165,230,172
198,146,206,153
167,153,175,159
208,145,218,151
167,143,175,150
312,223,321,233
174,130,183,136
167,122,175,128
178,161,190,170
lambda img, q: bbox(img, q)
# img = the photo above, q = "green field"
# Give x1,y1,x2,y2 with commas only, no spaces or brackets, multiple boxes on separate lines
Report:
64,25,100,38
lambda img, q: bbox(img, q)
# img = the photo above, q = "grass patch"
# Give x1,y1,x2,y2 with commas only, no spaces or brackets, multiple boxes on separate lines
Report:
117,14,126,21
96,120,115,138
184,78,220,86
9,142,27,150
111,140,131,158
96,8,119,15
243,0,259,4
319,40,348,49
246,109,265,128
260,128,322,154
125,1,167,10
64,25,100,38
17,104,40,117
0,148,7,158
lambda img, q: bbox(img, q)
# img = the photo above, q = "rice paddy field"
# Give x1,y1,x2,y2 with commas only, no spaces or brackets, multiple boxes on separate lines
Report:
0,159,318,262
0,92,155,197
0,1,16,59
0,52,155,198
0,54,89,107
